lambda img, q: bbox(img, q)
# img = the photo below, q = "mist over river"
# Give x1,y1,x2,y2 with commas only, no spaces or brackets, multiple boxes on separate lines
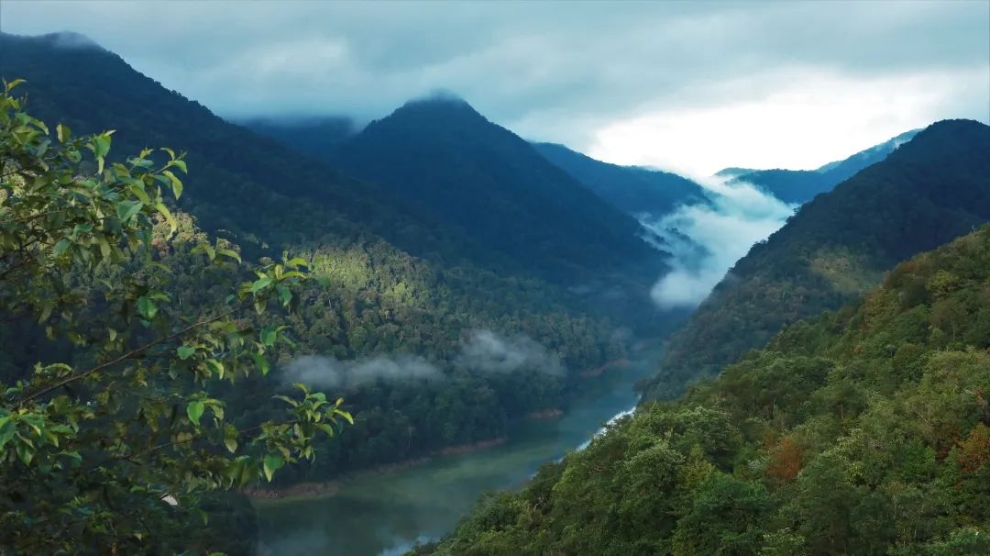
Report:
254,348,659,556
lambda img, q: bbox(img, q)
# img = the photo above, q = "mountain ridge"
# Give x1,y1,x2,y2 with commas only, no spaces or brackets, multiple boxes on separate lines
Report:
330,94,669,284
646,118,990,398
530,141,712,216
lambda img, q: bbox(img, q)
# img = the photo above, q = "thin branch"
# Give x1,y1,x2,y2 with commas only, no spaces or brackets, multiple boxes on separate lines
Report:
18,302,247,407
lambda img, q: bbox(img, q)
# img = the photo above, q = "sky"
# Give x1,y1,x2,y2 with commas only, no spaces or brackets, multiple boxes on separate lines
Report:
1,0,988,175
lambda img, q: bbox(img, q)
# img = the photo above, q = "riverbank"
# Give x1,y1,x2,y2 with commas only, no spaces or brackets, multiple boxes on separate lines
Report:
247,437,508,502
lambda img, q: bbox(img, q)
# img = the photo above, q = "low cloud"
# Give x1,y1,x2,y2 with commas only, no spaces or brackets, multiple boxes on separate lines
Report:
455,330,563,376
283,354,440,389
284,330,562,388
644,175,794,309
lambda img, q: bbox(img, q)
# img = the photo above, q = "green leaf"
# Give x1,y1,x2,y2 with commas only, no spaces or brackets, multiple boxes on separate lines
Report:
53,238,72,257
263,453,284,482
137,297,158,320
261,328,277,347
275,284,292,307
252,353,270,376
337,409,354,425
250,276,273,294
171,159,188,174
217,248,241,264
162,169,183,199
186,401,205,426
155,201,178,235
177,345,196,360
56,123,71,142
93,134,111,159
224,436,238,454
0,417,15,451
116,200,143,223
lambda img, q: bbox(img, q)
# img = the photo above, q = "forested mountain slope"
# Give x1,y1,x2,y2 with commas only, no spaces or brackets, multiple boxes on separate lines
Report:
331,97,667,283
419,225,990,556
646,119,990,399
241,116,356,159
0,32,652,482
531,142,712,216
727,129,920,204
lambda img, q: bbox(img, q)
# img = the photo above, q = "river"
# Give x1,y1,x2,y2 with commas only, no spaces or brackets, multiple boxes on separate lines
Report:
255,350,657,556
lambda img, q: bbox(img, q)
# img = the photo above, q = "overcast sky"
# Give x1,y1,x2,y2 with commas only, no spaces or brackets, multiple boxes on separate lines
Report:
2,0,988,175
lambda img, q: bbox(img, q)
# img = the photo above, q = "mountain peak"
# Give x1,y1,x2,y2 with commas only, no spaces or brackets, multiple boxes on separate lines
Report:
1,31,106,52
380,93,486,126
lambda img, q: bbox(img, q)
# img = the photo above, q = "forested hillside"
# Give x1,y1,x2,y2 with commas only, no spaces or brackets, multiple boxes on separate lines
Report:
531,142,712,216
727,129,920,204
0,32,658,485
646,119,990,399
241,116,356,158
331,97,667,283
419,224,990,556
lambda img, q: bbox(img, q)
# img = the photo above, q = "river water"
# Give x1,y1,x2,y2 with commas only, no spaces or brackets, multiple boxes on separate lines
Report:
255,351,657,556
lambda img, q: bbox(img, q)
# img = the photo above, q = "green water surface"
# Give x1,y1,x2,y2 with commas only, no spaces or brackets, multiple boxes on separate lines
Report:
256,354,655,556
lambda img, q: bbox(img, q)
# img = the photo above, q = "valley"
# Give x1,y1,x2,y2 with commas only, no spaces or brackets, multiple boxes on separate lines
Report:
1,4,988,555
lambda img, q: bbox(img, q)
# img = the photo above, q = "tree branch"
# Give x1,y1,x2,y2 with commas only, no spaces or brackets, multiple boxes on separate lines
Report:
17,302,247,407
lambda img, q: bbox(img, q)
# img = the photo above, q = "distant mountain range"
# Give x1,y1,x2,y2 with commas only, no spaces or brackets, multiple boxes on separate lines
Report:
530,142,712,216
718,129,921,204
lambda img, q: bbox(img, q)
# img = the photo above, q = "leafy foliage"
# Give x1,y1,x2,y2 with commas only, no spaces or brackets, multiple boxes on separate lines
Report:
419,225,990,556
648,119,990,399
0,82,352,554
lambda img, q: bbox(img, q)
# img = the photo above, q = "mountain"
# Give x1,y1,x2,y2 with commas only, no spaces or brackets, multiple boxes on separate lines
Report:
646,119,990,398
241,115,356,158
531,142,712,216
330,97,667,283
418,225,990,555
0,32,651,482
725,129,921,204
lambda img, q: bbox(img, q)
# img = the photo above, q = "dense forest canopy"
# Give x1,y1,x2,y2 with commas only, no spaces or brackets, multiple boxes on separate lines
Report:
646,118,990,400
420,224,990,555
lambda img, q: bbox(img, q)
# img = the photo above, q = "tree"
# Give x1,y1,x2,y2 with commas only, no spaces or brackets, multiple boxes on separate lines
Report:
0,80,351,554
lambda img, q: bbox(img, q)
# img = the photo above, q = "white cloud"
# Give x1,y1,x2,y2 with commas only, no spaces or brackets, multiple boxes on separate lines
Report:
1,0,986,173
643,176,795,309
587,67,989,176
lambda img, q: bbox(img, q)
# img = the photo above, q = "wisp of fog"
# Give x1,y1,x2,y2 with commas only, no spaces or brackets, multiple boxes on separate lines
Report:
642,176,795,309
283,329,562,389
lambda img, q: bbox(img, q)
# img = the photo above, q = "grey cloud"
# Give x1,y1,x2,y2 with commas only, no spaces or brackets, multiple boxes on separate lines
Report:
284,329,562,388
283,354,440,390
455,330,563,376
1,1,986,144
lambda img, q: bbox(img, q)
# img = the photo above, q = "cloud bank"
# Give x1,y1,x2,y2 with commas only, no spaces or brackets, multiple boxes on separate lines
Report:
643,176,795,309
2,1,986,174
283,354,440,390
283,330,562,389
455,330,563,376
